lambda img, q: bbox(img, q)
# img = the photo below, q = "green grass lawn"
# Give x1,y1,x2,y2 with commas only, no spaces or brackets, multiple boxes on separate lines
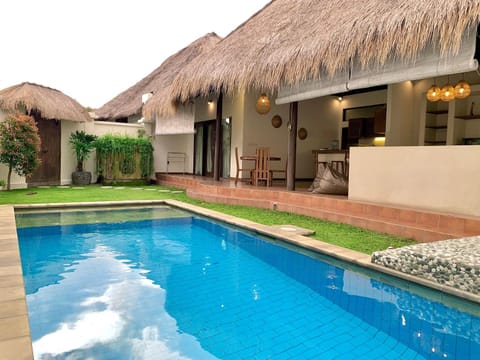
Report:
1,184,416,254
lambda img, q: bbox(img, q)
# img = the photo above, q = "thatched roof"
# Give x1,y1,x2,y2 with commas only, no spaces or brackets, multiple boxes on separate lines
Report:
159,0,480,114
97,33,221,121
0,82,90,122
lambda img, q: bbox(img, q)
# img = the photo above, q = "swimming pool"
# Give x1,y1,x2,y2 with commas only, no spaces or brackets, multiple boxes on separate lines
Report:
16,207,480,359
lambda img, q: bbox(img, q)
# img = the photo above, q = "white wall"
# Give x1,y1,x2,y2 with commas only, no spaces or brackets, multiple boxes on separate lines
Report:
91,121,143,137
297,96,341,177
0,165,26,189
349,146,480,216
386,81,416,146
242,91,290,175
61,120,84,185
153,134,193,173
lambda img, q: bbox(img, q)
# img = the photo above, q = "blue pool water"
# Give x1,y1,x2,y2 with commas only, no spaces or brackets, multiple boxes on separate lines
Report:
16,208,480,359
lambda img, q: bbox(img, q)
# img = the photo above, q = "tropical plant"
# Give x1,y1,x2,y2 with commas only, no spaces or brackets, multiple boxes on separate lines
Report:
0,113,41,190
69,130,97,172
95,134,154,181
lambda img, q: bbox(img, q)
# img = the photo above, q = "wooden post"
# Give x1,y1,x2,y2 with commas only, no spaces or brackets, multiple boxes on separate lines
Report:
213,91,223,181
287,101,298,191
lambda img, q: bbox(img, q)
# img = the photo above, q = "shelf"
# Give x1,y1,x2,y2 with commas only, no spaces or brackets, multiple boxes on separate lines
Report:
455,115,480,120
426,110,448,115
425,125,447,129
424,141,446,145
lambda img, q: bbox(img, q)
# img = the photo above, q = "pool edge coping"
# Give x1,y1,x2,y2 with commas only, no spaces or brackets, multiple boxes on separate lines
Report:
0,205,34,359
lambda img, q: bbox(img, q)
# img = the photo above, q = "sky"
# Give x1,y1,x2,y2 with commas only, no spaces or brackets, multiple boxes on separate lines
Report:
0,0,270,108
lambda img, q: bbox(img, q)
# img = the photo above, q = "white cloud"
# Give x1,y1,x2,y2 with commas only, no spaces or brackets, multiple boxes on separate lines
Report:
29,244,217,359
33,310,125,357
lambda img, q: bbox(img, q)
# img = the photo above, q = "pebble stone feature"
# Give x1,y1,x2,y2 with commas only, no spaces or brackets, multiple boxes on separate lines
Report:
372,236,480,295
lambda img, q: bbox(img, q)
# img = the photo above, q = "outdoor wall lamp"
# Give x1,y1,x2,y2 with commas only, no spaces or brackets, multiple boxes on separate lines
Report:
255,93,271,114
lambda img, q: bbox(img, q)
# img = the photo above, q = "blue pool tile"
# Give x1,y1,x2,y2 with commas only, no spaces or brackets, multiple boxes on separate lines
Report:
17,211,480,360
456,335,472,360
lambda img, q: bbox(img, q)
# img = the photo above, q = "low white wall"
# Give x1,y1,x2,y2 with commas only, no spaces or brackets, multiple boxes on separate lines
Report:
60,120,84,185
154,134,194,173
91,121,144,137
348,146,480,216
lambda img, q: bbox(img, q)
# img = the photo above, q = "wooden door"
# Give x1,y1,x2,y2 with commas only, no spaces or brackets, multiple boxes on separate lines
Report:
29,118,61,186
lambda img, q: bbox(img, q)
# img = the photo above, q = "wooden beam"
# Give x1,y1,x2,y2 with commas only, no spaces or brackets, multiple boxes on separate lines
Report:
213,91,223,181
287,101,298,191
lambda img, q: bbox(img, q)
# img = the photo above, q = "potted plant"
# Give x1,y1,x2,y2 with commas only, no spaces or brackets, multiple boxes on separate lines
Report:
69,130,97,185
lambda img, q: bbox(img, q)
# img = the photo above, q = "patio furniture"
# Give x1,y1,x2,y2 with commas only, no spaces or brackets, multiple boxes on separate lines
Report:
254,147,271,186
234,147,254,186
167,152,186,174
330,160,345,174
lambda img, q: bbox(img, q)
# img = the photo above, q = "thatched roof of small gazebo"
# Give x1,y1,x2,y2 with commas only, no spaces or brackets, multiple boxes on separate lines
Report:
97,32,222,121
151,0,480,115
0,82,91,122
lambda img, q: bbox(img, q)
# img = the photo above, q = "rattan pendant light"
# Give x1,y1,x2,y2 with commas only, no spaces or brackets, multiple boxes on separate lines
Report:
255,93,271,114
454,80,471,99
426,84,441,102
440,83,455,102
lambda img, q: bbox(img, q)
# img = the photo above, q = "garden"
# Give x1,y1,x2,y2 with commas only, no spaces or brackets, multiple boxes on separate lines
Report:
0,112,415,254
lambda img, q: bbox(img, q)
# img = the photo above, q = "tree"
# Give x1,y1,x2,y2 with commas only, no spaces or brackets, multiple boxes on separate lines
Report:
0,113,41,190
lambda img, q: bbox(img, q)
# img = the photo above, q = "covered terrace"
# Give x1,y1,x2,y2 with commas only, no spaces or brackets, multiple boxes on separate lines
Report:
145,0,480,220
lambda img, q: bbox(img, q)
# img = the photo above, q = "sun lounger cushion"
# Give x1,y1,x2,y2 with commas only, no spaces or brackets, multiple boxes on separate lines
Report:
310,164,348,195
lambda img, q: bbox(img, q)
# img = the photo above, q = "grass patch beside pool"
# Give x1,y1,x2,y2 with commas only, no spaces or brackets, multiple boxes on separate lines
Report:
1,184,416,254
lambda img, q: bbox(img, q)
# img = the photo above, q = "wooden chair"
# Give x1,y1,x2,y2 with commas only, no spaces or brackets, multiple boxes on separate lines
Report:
254,147,271,186
234,147,253,186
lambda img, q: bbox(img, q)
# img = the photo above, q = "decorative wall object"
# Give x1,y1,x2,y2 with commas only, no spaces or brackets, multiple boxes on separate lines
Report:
271,114,282,128
298,127,308,140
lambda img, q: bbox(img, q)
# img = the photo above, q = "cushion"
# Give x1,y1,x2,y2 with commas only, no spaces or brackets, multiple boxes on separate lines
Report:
311,164,348,195
307,163,328,192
